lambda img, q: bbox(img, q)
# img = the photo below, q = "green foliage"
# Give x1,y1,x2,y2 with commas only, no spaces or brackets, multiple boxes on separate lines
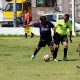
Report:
0,36,80,80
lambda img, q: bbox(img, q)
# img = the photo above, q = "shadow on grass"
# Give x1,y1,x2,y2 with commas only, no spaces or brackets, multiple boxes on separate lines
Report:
58,58,80,62
23,54,31,58
0,53,12,56
50,57,80,62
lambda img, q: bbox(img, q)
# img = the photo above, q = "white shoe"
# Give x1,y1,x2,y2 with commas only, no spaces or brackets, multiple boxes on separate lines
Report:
31,55,35,60
54,59,58,62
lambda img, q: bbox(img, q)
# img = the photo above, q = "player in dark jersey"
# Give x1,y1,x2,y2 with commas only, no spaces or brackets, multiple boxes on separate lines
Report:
30,16,55,60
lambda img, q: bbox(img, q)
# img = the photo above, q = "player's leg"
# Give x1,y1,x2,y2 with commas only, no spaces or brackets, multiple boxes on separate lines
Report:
62,36,68,61
53,33,60,60
63,42,68,60
23,25,27,38
31,40,46,60
23,22,28,38
29,27,34,38
31,32,34,38
47,41,54,59
54,44,59,60
25,33,27,38
31,46,41,60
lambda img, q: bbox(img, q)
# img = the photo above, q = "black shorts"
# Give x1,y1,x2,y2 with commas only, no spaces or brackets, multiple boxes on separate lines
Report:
38,40,53,47
54,32,68,44
24,21,30,25
24,21,28,25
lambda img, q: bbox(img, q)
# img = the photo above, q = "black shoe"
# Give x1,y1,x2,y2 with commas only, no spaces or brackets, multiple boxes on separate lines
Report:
63,57,68,61
31,33,34,38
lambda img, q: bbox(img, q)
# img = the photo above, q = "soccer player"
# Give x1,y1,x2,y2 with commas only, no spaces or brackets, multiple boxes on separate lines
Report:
24,25,34,38
53,14,72,61
24,9,34,38
30,16,55,60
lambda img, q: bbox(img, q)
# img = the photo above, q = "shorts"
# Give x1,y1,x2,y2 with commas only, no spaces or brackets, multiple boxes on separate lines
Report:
24,21,29,25
38,40,53,47
24,26,32,34
54,32,68,44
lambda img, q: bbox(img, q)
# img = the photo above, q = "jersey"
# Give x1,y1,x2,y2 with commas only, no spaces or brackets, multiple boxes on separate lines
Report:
55,19,72,35
24,12,30,23
34,21,54,41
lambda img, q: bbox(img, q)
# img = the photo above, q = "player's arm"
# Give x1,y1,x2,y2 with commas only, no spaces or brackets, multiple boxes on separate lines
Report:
48,21,56,37
55,20,59,29
54,20,60,34
27,21,40,28
53,20,59,38
48,22,55,31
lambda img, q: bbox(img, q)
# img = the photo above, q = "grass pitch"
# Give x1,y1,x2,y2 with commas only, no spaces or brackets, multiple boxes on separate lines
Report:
0,36,80,80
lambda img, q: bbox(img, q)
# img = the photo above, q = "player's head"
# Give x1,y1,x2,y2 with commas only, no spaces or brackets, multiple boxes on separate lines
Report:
39,16,46,25
64,14,70,22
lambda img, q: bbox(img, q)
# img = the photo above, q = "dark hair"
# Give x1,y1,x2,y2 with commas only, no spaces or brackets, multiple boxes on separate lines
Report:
40,16,46,21
64,14,70,19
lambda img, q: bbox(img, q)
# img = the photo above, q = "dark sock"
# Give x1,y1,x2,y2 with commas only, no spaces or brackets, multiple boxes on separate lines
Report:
33,47,41,56
31,33,34,38
64,48,68,58
54,48,58,59
25,33,27,38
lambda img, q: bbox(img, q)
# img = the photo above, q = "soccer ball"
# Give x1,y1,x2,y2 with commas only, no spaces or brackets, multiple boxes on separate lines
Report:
43,54,50,62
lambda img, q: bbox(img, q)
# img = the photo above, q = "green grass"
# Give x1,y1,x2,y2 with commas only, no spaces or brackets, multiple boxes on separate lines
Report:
0,36,80,80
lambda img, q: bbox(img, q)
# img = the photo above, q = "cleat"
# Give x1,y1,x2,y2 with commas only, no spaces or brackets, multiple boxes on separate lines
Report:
31,55,35,60
63,57,68,61
54,59,58,62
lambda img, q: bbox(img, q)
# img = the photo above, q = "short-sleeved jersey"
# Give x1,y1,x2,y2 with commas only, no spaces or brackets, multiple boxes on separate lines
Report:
34,21,54,41
24,12,30,22
55,19,72,35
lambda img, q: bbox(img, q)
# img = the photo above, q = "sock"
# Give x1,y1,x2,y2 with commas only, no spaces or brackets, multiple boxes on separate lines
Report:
54,48,58,59
31,33,34,38
64,48,68,58
25,33,27,38
33,47,41,56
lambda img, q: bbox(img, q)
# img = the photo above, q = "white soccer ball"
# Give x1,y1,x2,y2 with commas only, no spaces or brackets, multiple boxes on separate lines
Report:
43,54,50,62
